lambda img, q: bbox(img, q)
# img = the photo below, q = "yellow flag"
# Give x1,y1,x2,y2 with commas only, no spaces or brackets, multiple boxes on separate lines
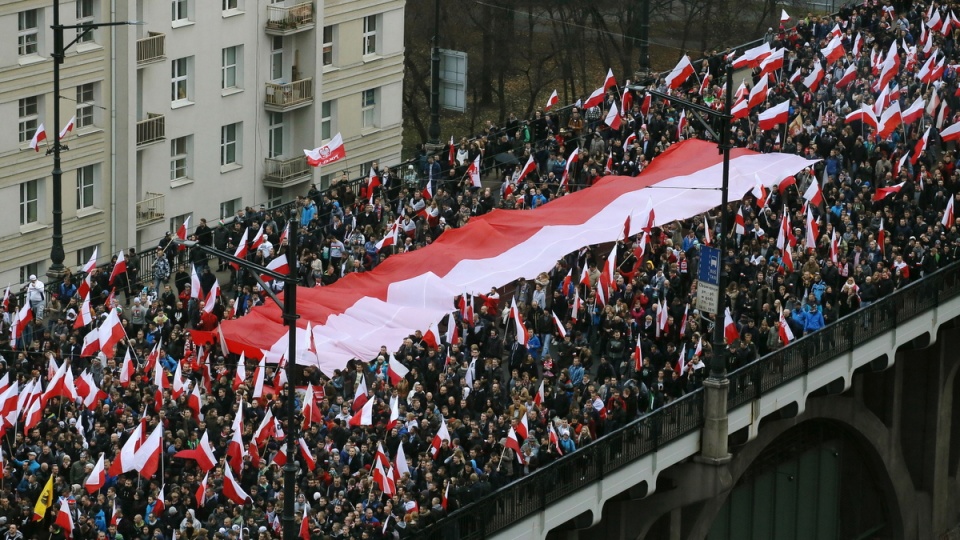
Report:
32,474,54,521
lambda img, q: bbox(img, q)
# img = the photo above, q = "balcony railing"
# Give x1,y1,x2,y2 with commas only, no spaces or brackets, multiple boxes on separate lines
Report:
136,113,165,147
265,2,315,35
264,78,313,112
136,192,165,229
136,32,165,65
264,155,313,189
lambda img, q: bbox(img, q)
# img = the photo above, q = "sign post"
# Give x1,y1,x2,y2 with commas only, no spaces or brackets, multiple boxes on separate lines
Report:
696,245,721,315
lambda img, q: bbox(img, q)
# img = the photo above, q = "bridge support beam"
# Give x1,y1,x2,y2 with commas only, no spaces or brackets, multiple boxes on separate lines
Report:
698,377,732,464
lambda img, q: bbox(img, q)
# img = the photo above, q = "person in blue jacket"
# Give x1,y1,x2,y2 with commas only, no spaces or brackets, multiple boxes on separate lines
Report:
801,302,825,334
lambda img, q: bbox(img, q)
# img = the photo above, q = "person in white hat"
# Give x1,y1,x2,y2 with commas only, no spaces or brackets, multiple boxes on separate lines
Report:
24,274,45,320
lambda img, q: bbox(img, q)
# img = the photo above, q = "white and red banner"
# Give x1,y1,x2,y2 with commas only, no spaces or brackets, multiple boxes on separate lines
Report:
304,133,346,167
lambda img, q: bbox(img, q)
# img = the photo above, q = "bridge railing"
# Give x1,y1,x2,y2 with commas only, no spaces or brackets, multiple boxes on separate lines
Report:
418,260,960,539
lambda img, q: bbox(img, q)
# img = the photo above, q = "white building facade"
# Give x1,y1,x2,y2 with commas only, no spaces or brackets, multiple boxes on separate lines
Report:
0,0,405,285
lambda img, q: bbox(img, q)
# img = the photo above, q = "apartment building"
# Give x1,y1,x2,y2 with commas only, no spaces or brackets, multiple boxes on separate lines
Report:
0,0,405,285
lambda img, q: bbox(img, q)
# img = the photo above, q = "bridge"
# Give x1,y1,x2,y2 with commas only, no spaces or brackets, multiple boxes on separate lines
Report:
418,261,960,540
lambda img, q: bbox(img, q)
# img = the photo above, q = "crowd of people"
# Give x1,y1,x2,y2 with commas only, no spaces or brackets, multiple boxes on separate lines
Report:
2,0,960,537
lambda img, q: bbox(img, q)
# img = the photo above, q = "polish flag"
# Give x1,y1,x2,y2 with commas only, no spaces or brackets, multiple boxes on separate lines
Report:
545,89,559,111
911,127,931,164
676,109,686,139
387,395,400,431
602,68,617,90
387,354,409,385
820,35,845,65
304,133,346,167
298,438,316,471
830,229,840,263
732,42,772,69
230,228,250,271
873,181,906,202
254,409,278,446
394,442,410,480
560,146,579,189
604,102,622,130
226,401,247,473
516,154,538,184
505,427,525,464
734,205,746,234
510,297,528,345
730,96,750,119
582,84,606,110
802,61,825,92
917,54,937,82
778,310,795,345
74,294,94,328
202,278,219,314
752,174,769,209
844,104,878,129
222,466,251,505
233,352,246,391
196,472,210,507
943,196,955,227
422,322,439,350
447,136,455,165
58,116,76,140
375,218,401,252
108,250,126,285
878,103,902,138
249,222,267,252
805,206,820,251
534,379,545,406
853,33,864,57
723,308,740,344
11,302,33,343
515,413,529,441
902,98,925,126
664,55,695,89
176,215,191,248
97,309,124,358
758,49,784,79
928,9,943,31
175,430,217,472
108,423,143,476
187,381,204,422
352,377,369,412
348,397,374,427
835,64,857,88
84,453,105,493
699,69,712,95
134,423,163,479
803,176,824,207
119,349,134,387
942,121,960,142
551,311,567,338
467,155,481,188
251,358,265,399
81,246,98,273
29,124,47,152
781,8,790,21
171,360,187,400
429,418,451,459
758,100,790,130
55,498,74,539
260,254,290,282
152,486,166,517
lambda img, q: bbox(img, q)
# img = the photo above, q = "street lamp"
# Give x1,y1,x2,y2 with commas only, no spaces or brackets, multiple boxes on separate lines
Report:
627,60,734,462
173,209,302,540
427,0,442,144
46,1,140,279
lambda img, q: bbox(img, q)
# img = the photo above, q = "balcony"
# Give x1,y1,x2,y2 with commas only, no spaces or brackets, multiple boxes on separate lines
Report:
264,156,313,189
265,78,314,112
265,2,315,35
136,32,166,66
136,114,165,147
137,193,165,229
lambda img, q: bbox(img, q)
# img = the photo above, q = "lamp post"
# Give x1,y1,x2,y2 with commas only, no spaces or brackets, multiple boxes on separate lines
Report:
627,60,734,462
46,1,139,279
174,209,301,539
427,0,442,144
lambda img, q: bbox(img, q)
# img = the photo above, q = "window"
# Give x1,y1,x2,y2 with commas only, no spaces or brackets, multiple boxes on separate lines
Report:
321,100,333,140
361,89,378,129
18,10,39,56
76,83,95,128
221,46,242,90
266,188,282,209
76,165,97,210
220,198,241,220
76,245,99,268
76,0,95,43
170,136,191,181
19,97,39,144
222,0,239,11
20,262,40,284
171,0,190,23
322,25,335,66
20,180,39,225
362,15,378,56
220,123,240,167
171,57,192,102
268,113,284,159
270,37,283,81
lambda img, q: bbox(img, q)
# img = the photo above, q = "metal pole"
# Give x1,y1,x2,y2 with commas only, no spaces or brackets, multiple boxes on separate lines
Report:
427,0,441,144
48,0,66,278
281,209,299,540
639,0,650,72
710,63,734,379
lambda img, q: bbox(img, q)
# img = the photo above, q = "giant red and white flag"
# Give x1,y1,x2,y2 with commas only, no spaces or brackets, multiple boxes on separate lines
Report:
216,141,816,371
304,133,346,167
